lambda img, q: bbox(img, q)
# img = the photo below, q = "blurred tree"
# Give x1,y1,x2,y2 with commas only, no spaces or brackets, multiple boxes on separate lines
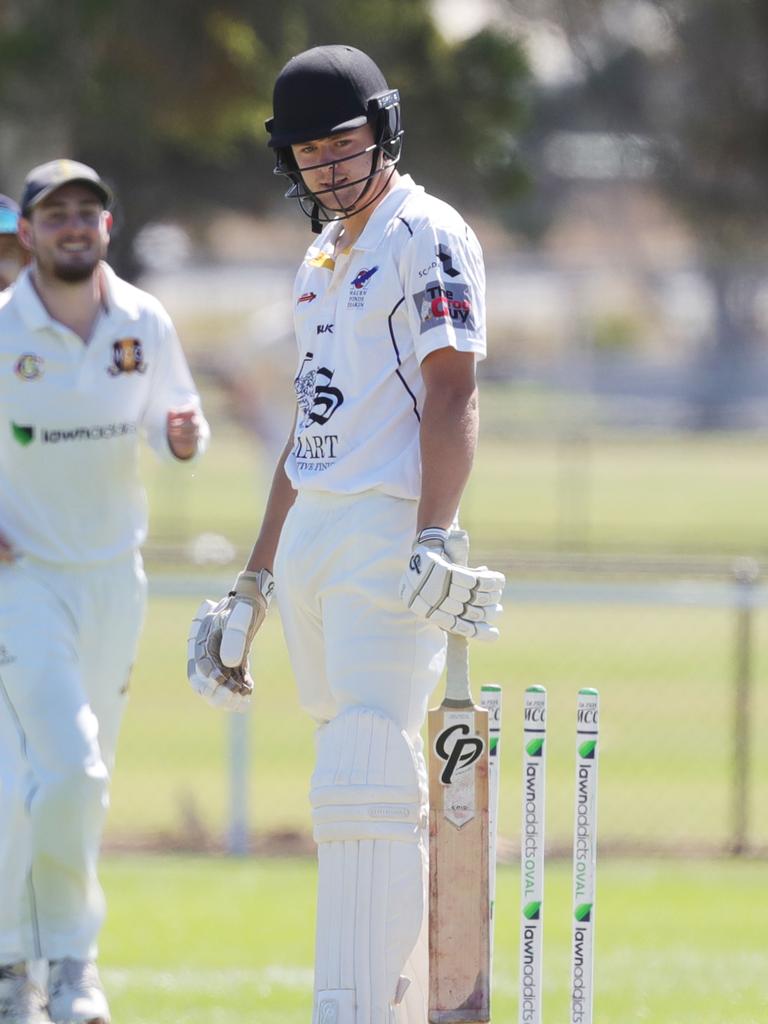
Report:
0,0,529,277
510,0,768,425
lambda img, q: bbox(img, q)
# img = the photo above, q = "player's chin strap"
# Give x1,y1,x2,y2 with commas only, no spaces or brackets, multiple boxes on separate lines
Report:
297,150,396,234
310,706,427,1024
311,202,322,235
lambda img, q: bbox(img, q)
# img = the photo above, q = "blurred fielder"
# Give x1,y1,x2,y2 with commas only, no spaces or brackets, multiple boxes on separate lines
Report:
0,196,30,291
0,160,209,1024
187,46,504,1024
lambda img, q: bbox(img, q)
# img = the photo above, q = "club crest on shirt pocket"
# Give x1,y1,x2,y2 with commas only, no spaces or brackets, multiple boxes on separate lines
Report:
14,353,44,381
107,338,147,376
347,266,379,309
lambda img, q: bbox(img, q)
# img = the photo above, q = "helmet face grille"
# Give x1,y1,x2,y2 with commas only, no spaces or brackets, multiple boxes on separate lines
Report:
274,125,403,231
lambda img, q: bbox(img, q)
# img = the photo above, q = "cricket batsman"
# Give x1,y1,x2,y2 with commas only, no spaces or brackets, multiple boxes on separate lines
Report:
188,45,505,1024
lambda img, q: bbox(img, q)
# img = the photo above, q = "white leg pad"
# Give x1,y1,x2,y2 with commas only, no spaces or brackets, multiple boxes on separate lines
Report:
311,707,427,1024
397,912,428,1024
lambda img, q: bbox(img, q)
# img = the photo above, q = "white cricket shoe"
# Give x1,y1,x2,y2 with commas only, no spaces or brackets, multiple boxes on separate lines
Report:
0,962,51,1024
47,960,109,1024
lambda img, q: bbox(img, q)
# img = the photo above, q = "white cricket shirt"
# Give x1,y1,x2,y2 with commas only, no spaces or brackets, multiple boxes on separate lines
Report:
286,174,486,499
0,263,208,564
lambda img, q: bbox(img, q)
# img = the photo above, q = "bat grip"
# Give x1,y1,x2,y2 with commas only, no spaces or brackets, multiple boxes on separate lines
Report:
444,528,472,706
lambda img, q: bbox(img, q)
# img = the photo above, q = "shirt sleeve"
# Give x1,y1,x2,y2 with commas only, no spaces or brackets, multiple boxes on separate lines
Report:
140,304,210,461
400,218,487,364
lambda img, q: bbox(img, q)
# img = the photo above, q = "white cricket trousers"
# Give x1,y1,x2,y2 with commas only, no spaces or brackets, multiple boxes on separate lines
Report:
274,489,445,739
0,552,146,963
275,489,446,1024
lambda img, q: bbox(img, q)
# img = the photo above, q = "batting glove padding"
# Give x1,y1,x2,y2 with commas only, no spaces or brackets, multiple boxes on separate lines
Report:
187,569,274,712
219,569,275,665
399,528,505,641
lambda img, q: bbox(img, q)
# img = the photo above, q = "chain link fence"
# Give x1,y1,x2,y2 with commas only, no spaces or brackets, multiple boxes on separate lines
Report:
491,558,767,858
107,558,768,859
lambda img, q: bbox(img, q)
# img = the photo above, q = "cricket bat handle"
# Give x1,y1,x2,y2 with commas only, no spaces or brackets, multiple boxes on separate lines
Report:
445,529,472,706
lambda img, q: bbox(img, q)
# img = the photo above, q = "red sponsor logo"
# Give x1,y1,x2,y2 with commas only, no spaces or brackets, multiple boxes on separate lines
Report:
298,291,317,304
430,295,471,320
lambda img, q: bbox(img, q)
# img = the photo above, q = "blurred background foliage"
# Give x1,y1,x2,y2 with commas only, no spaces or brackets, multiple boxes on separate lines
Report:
0,0,528,276
513,0,768,425
3,0,767,432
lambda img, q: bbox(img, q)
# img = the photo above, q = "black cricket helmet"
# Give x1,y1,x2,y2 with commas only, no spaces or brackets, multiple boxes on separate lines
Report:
265,45,403,229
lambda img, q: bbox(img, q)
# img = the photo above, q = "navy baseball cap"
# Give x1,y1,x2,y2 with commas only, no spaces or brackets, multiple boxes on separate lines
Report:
20,159,113,215
0,195,20,234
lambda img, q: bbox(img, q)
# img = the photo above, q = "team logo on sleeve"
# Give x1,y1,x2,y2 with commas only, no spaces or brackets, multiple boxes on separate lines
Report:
437,244,461,278
107,338,147,376
417,245,462,280
297,291,317,305
413,281,475,333
14,354,44,381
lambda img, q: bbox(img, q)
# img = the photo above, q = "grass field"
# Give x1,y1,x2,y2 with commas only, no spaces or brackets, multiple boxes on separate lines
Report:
98,855,768,1023
142,406,768,563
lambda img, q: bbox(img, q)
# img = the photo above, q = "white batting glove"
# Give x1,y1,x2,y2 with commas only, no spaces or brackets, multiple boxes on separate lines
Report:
187,569,275,711
187,599,252,711
399,528,505,641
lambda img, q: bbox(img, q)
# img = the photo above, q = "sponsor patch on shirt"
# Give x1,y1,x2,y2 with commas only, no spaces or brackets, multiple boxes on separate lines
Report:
293,352,344,472
294,354,344,431
10,420,137,446
412,280,475,333
10,422,34,446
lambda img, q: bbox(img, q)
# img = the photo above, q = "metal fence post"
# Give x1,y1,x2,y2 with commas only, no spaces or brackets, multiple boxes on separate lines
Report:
228,712,250,855
731,558,759,856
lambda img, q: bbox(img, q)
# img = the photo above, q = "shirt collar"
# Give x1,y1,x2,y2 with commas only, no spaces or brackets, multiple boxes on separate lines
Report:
12,261,140,333
98,262,141,321
351,174,423,252
12,267,52,333
308,174,422,258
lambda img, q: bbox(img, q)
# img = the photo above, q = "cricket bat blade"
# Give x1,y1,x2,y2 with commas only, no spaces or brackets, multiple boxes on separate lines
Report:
428,699,491,1022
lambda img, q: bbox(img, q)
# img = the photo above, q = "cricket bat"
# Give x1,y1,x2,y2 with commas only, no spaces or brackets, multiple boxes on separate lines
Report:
429,529,491,1023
